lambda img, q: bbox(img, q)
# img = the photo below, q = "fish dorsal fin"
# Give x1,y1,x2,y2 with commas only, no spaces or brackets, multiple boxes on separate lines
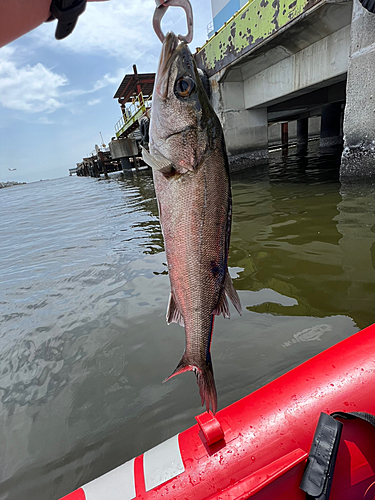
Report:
141,146,175,175
166,292,185,327
213,271,242,318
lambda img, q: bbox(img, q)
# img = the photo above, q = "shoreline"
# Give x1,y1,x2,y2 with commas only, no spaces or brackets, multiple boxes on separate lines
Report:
0,181,26,189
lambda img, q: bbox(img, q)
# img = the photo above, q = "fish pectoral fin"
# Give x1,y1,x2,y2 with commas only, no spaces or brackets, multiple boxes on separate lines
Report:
166,292,185,327
141,146,175,175
213,271,242,318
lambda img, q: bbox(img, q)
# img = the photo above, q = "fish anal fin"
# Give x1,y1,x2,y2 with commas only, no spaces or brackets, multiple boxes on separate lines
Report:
212,292,230,318
166,293,185,327
224,271,242,316
213,272,242,318
141,146,175,175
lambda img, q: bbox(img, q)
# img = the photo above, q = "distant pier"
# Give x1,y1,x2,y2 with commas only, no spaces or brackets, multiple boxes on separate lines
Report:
73,65,155,178
75,146,123,177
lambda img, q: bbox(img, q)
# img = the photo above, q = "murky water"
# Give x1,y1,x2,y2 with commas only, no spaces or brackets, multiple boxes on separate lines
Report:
1,143,375,499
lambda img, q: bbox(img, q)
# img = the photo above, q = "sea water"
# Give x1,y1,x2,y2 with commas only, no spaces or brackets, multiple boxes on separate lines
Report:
1,143,375,499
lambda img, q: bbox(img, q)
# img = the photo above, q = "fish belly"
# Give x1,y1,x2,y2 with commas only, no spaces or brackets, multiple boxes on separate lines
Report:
154,153,230,358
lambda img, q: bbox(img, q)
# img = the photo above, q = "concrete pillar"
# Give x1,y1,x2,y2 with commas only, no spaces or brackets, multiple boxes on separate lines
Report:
210,77,268,170
97,152,108,179
222,108,269,169
222,108,268,170
121,157,132,171
102,162,108,179
297,118,309,154
281,123,288,153
133,156,139,171
320,102,343,150
93,161,101,178
341,0,375,178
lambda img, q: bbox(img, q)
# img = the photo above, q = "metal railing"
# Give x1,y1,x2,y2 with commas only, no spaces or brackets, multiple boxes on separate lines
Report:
89,146,110,157
114,92,152,138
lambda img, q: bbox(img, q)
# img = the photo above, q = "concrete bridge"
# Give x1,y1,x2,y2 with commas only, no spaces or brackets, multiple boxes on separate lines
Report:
196,0,375,177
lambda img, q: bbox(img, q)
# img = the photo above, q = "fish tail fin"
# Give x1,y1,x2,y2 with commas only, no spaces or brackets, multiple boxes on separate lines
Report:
163,355,218,414
196,360,218,414
163,355,193,382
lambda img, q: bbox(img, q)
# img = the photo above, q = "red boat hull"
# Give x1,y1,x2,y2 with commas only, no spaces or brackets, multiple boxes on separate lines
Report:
60,323,375,500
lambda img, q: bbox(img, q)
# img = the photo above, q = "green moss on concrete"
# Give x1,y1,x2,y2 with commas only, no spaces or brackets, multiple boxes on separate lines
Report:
196,0,322,75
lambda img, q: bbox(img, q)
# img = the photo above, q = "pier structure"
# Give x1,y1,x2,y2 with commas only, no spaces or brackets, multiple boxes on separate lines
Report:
197,0,375,176
75,146,122,177
72,68,155,177
111,65,155,172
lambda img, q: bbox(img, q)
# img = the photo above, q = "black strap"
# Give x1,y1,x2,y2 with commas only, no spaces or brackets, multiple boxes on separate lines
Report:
358,0,375,13
300,411,375,500
300,413,342,500
331,411,375,427
46,0,87,40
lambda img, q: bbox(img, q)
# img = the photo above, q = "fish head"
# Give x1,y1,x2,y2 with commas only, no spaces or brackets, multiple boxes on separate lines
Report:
150,32,219,174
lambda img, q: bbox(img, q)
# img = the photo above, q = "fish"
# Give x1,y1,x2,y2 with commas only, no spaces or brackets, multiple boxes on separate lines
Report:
142,31,241,414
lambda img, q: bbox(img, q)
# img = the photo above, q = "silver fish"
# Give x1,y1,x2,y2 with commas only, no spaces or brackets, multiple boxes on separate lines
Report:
143,32,241,414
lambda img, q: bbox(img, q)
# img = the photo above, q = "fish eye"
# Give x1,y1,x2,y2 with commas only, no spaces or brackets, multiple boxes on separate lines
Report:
175,76,195,98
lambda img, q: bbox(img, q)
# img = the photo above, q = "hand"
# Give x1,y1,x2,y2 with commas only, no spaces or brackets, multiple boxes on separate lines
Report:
1,0,110,48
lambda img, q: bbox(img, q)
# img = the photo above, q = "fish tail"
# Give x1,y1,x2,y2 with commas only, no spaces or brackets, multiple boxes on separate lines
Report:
196,360,218,414
164,355,218,414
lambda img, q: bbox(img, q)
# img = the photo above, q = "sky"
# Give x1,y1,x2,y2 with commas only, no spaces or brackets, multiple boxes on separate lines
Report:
0,0,213,183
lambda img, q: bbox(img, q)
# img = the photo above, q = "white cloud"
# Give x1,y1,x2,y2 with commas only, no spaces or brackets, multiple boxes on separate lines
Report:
36,116,55,124
31,0,212,63
87,98,101,106
0,0,214,118
93,68,126,91
34,0,159,61
0,47,68,113
18,0,214,113
0,47,121,115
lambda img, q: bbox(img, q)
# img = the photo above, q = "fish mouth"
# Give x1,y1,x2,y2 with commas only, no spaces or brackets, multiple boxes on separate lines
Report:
155,31,186,99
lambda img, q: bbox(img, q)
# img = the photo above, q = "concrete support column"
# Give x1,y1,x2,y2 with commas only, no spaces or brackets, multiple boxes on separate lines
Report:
281,123,289,152
98,152,108,179
132,156,139,171
222,108,269,170
297,118,309,154
341,0,375,178
320,102,343,150
93,161,100,178
210,77,268,171
120,157,132,171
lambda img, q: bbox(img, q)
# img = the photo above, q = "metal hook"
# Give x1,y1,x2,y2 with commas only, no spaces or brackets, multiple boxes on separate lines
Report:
153,0,194,44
